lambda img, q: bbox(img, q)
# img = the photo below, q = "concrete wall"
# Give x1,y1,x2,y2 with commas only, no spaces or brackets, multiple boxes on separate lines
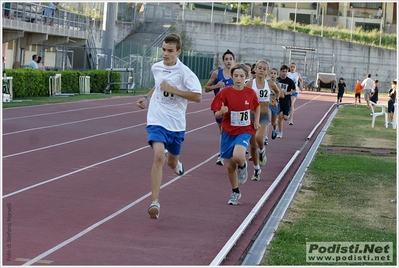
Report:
177,21,397,92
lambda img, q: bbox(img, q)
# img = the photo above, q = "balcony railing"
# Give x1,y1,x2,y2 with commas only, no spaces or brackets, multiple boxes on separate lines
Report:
2,2,89,31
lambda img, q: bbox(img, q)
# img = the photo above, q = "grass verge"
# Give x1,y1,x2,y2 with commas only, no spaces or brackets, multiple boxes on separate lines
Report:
261,104,397,266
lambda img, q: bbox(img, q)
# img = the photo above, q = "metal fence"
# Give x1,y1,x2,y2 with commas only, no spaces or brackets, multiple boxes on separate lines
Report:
2,2,89,31
113,43,215,89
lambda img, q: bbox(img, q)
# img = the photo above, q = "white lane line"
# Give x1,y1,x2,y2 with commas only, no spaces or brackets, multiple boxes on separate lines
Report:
3,108,213,158
2,122,216,198
21,152,219,267
2,146,149,199
2,123,146,158
2,110,141,135
3,102,137,121
3,107,211,136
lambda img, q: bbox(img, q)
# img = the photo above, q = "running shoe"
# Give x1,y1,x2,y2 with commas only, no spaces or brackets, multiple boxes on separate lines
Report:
174,161,184,175
251,168,261,181
248,155,253,161
289,121,294,125
216,155,224,166
264,136,268,145
228,192,241,205
148,200,160,219
277,132,283,138
271,129,277,140
388,122,393,127
259,149,267,166
237,161,248,184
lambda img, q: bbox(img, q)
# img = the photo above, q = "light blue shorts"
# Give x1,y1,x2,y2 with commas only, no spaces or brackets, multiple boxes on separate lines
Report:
220,130,252,159
146,125,185,155
268,104,280,116
291,92,299,98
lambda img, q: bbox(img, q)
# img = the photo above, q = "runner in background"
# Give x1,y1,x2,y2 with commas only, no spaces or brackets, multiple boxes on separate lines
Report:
287,62,303,125
204,49,236,166
246,60,280,181
211,63,260,205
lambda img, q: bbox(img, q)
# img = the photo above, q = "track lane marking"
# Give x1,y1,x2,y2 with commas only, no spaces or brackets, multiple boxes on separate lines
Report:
21,152,219,266
2,122,215,198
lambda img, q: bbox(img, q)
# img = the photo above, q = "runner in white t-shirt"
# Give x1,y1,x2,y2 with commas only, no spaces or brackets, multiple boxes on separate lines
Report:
137,33,202,219
286,62,303,125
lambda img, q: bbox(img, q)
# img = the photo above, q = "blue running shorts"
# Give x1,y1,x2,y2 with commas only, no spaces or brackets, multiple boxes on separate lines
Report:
146,125,185,156
220,130,252,159
268,103,280,116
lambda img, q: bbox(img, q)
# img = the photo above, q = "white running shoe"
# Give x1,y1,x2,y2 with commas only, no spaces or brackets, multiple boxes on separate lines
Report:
174,161,184,175
251,168,261,181
277,132,283,138
228,192,241,205
216,155,224,166
259,149,267,166
148,200,160,219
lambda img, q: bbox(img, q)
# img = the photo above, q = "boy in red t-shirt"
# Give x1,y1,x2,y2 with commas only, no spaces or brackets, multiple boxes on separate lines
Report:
354,79,363,107
211,63,260,205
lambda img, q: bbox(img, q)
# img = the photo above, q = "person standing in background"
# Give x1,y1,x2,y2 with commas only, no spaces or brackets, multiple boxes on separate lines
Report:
29,54,38,69
387,80,396,127
354,79,363,107
370,79,379,104
37,56,45,70
361,73,374,109
43,2,59,26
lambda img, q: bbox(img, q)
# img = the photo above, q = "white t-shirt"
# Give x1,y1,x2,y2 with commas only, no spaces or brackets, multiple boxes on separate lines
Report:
147,58,202,131
361,77,374,90
287,71,300,91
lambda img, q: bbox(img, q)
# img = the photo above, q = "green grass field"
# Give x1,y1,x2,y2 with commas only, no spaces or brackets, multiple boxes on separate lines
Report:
261,104,397,266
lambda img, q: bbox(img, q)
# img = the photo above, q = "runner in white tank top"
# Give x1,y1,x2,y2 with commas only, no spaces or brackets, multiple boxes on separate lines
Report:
245,60,280,181
287,62,303,125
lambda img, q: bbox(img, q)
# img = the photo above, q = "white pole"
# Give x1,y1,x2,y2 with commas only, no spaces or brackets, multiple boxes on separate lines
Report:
211,2,214,23
350,11,354,42
379,16,383,46
321,7,324,37
265,2,269,23
294,2,297,31
182,2,185,21
236,2,241,25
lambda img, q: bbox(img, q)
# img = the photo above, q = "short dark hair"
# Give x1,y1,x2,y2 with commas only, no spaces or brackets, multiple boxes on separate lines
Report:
374,79,379,83
163,33,182,51
32,54,37,60
367,73,371,78
222,49,235,61
280,64,289,71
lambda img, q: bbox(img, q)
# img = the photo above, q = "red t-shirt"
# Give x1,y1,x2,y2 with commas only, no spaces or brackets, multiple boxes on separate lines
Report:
210,86,259,136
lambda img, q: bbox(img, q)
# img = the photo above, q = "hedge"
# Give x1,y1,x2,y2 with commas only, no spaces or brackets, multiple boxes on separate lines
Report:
3,69,121,98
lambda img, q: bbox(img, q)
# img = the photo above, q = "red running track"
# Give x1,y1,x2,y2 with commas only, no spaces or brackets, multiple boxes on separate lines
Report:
2,91,336,266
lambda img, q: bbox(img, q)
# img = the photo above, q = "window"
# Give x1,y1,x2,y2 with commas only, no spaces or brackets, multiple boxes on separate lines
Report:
350,2,382,9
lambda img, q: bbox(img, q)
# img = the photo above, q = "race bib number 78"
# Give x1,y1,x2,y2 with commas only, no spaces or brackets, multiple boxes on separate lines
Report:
230,110,250,126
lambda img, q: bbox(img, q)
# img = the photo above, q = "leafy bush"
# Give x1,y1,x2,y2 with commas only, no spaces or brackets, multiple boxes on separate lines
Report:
3,69,121,98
